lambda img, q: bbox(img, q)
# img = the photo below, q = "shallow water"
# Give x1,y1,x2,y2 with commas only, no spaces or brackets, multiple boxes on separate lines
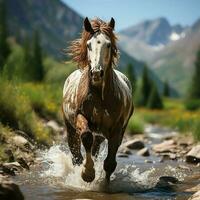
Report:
15,126,200,200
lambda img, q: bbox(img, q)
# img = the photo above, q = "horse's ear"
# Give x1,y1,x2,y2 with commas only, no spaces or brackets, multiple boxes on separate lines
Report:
84,17,94,33
109,17,115,30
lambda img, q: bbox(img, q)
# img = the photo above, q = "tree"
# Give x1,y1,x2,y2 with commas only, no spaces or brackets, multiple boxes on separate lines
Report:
125,63,136,91
189,48,200,99
136,65,152,106
147,82,163,109
32,31,44,81
0,0,10,71
163,80,170,97
21,38,33,81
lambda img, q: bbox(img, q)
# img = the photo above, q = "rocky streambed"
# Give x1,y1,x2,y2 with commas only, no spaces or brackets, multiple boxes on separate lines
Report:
0,123,200,200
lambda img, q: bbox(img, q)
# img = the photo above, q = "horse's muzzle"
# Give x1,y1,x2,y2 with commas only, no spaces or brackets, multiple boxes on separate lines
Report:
91,69,104,83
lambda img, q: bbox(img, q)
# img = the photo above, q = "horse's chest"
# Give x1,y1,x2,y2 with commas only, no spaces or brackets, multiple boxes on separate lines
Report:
81,95,119,130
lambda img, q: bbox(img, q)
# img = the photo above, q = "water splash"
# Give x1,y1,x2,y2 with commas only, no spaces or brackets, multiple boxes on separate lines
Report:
36,142,187,194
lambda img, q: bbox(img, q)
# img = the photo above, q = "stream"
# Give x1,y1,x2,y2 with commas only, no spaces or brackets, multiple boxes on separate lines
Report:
14,125,200,200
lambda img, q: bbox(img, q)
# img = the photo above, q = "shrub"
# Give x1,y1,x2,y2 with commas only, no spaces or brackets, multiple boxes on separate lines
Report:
127,114,145,135
185,99,200,111
0,79,52,145
193,120,200,141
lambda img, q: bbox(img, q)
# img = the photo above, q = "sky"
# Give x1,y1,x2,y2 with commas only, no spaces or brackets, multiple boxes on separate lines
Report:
62,0,200,31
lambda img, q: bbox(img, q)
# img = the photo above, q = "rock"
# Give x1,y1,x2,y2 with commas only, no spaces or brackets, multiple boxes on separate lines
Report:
186,145,200,164
137,147,150,157
46,120,64,134
188,190,200,200
1,162,23,176
4,149,15,162
145,160,153,163
160,153,178,162
177,165,191,171
152,139,176,153
16,157,29,170
12,135,34,151
117,153,129,158
155,176,179,189
123,139,145,150
121,147,132,155
186,184,200,192
0,175,24,200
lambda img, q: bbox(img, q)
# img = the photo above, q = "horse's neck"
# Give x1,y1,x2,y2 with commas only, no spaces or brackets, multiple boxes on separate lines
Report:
78,66,114,102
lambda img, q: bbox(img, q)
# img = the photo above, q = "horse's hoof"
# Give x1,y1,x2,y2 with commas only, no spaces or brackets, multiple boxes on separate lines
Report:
81,167,95,182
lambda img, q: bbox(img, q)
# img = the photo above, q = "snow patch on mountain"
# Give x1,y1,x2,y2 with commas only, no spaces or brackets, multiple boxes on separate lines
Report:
170,32,186,41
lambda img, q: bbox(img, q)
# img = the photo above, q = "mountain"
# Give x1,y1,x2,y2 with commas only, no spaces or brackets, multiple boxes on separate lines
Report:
119,17,200,95
4,0,168,94
149,19,200,95
5,0,83,58
120,17,188,47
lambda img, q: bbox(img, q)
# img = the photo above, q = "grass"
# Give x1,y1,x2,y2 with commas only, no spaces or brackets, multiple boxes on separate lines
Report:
0,78,54,145
136,98,200,141
127,112,145,135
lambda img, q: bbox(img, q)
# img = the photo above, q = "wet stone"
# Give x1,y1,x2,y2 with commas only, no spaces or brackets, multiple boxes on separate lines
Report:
188,190,200,200
155,176,179,189
152,139,176,153
0,175,24,200
117,153,129,158
186,145,200,164
1,162,23,176
122,147,132,155
137,147,150,157
123,139,145,150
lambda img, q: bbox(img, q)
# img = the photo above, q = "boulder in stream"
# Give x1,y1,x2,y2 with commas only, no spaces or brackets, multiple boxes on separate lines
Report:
155,176,179,190
123,139,145,150
0,175,24,200
186,144,200,164
152,139,176,153
188,190,200,200
137,147,150,157
46,120,64,134
1,162,23,176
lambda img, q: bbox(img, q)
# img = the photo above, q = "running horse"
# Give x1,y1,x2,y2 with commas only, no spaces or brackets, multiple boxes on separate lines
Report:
63,17,133,183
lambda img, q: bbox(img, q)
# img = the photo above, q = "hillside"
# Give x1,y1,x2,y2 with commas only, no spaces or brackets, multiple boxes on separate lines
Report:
5,0,83,59
3,0,167,94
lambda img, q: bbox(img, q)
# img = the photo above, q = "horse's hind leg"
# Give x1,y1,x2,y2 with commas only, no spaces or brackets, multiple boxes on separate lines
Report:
76,114,95,182
92,135,105,158
64,119,83,165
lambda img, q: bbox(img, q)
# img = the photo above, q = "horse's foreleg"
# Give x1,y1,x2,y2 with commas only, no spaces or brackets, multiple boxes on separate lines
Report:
76,114,95,182
64,119,83,165
104,131,123,183
92,135,105,158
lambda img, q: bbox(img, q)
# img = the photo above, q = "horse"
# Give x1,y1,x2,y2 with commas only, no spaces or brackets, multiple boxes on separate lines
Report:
62,17,133,183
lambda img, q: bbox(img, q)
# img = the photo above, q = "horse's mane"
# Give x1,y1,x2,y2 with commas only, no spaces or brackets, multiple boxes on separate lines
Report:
68,18,119,69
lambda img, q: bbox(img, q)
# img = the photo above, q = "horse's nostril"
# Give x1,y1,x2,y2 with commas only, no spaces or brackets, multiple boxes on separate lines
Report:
90,70,93,76
100,70,104,77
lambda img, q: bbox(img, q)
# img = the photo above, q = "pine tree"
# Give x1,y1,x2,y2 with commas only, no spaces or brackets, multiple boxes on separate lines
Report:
147,83,163,109
136,65,152,106
125,63,136,91
163,80,170,97
32,31,44,81
21,38,33,81
189,48,200,99
0,0,10,71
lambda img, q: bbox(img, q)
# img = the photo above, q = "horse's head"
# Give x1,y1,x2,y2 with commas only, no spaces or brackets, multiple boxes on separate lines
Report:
84,17,115,86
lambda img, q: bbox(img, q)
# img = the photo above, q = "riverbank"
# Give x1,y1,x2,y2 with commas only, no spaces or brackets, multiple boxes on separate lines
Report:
0,124,199,200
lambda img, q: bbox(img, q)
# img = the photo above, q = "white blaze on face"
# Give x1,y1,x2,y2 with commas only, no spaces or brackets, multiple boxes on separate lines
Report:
87,33,111,84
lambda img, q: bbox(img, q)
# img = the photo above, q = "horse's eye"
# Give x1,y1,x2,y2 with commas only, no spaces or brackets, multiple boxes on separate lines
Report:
107,43,111,48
